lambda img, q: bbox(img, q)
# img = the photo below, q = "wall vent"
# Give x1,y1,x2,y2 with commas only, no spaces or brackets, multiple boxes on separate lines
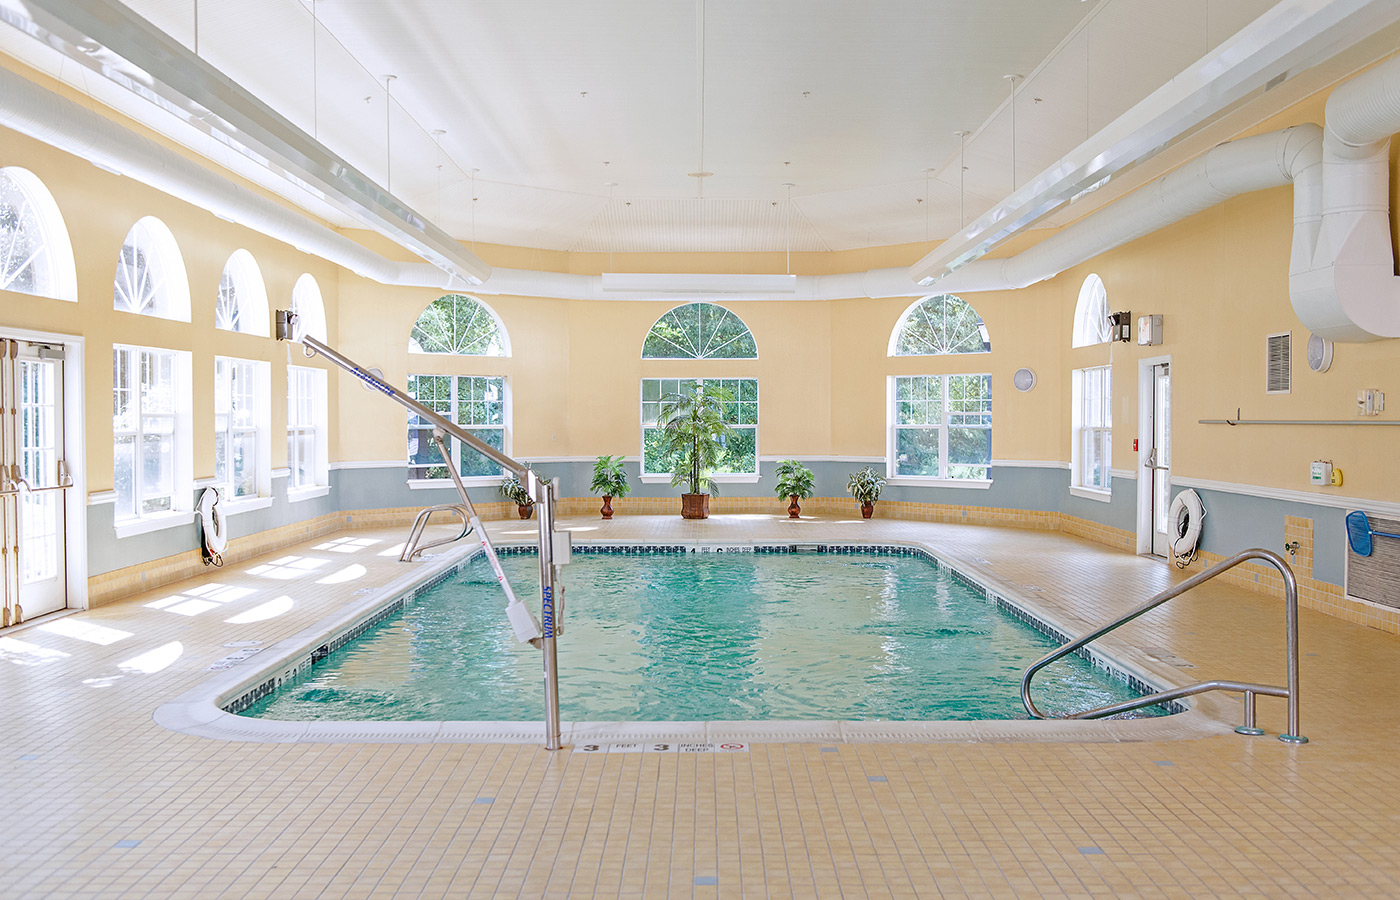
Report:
1266,332,1291,394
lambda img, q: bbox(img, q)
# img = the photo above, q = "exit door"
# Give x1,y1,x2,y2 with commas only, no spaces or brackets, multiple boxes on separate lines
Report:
1145,362,1172,558
1,338,69,626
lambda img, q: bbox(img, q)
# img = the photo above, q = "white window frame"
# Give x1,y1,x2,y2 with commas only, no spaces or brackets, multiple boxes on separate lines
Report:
639,377,760,483
0,166,77,302
214,356,272,510
1071,365,1113,502
1072,273,1111,348
405,374,511,488
286,365,328,500
112,344,193,535
112,217,191,322
886,374,993,488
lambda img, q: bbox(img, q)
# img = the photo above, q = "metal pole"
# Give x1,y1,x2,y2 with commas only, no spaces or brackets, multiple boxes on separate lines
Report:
1279,562,1307,744
535,474,562,750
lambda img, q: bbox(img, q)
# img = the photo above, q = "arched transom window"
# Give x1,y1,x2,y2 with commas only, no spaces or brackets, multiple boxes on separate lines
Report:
113,217,191,322
289,273,328,343
409,294,509,356
0,166,77,302
1072,274,1110,347
889,294,990,356
641,302,757,359
215,249,269,336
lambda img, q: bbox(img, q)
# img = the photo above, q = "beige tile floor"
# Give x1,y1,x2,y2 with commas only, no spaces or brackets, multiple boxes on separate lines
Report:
2,512,1399,899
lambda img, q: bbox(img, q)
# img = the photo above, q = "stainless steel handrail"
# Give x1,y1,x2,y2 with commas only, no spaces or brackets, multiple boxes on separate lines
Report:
1021,548,1307,744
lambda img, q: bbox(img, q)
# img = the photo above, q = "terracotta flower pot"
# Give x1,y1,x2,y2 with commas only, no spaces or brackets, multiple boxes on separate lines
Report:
860,501,875,519
518,503,534,519
601,495,614,519
681,493,710,519
788,495,801,519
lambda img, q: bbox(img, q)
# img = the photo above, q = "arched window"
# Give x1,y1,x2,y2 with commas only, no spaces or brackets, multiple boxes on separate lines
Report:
113,217,191,321
289,273,328,343
1072,274,1110,347
888,294,990,356
0,166,77,301
215,249,269,336
641,302,757,359
409,294,509,355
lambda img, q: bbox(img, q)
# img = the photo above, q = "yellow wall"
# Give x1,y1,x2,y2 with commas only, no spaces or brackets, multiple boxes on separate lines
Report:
4,55,1400,511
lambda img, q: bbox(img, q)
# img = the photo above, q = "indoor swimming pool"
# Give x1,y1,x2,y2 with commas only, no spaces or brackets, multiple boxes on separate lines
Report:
239,547,1167,723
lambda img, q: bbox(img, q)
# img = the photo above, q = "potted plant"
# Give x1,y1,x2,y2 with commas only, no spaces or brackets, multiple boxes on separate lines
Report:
774,459,815,519
590,454,631,519
656,383,735,519
499,470,535,519
847,465,885,519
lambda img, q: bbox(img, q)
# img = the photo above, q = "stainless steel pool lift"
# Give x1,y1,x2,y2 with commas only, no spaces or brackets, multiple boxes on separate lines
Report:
1021,549,1306,744
275,310,568,751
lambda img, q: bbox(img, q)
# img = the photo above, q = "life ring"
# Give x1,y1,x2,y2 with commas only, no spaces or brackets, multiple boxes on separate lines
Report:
197,487,228,563
1168,489,1205,558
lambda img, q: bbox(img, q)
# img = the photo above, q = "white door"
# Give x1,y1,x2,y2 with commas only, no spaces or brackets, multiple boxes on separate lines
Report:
2,339,68,625
1146,362,1172,557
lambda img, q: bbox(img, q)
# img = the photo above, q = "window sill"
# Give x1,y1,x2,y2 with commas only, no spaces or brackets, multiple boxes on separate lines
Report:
1069,485,1113,503
113,509,195,539
884,477,993,490
639,473,760,485
408,476,506,491
222,495,274,515
286,484,330,503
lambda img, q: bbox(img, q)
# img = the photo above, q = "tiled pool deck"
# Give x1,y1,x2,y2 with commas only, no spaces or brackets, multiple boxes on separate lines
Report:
3,513,1399,898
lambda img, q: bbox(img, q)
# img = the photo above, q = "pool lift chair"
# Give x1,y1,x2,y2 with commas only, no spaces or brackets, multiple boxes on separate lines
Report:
275,309,570,750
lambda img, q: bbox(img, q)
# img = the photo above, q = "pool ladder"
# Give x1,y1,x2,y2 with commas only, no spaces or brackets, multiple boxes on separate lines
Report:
1020,548,1307,744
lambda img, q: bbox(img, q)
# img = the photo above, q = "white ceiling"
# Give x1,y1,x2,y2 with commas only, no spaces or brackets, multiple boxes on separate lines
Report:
14,0,1283,253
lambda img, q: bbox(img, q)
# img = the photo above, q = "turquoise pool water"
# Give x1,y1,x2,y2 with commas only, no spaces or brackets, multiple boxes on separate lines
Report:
242,550,1163,722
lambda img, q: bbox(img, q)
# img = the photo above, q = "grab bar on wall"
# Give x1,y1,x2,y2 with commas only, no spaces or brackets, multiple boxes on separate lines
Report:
1021,548,1307,743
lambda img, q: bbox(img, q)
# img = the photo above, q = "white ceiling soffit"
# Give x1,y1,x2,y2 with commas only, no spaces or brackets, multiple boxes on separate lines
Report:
908,0,1400,287
572,198,829,254
3,0,491,285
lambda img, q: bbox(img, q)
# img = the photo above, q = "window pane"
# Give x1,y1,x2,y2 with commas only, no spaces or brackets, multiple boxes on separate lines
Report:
114,434,135,519
948,427,991,470
642,302,757,359
715,427,757,474
459,428,505,477
232,432,256,497
893,294,990,356
895,427,940,476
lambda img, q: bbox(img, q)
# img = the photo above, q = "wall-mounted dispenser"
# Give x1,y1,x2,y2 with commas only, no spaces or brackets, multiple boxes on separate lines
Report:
1137,314,1162,346
1108,311,1132,342
1310,460,1343,486
1358,389,1385,416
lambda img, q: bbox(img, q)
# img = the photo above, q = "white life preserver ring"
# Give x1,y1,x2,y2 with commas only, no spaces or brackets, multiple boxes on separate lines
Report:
1168,489,1205,558
197,487,228,559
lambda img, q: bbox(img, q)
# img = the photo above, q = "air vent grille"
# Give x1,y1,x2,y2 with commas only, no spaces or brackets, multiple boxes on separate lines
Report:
1266,332,1291,394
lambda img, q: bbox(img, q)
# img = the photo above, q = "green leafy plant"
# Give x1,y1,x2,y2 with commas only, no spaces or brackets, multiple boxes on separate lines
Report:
499,470,534,506
846,466,885,504
590,455,631,497
773,459,815,500
656,383,735,495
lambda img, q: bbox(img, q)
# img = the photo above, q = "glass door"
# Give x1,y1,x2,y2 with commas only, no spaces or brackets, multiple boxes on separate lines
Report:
2,339,68,626
1147,362,1172,557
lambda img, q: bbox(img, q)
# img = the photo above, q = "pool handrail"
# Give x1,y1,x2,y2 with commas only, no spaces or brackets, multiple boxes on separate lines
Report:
1020,548,1307,744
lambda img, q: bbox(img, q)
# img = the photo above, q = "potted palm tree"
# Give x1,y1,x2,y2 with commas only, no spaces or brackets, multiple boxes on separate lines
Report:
774,459,815,519
847,465,885,519
656,383,734,519
500,470,535,519
590,454,631,519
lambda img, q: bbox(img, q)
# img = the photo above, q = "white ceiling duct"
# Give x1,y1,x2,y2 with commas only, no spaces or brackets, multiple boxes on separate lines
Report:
932,125,1323,295
0,65,470,291
1290,52,1400,341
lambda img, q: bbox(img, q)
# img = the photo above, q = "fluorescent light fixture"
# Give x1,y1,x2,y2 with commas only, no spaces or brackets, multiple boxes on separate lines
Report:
601,273,797,294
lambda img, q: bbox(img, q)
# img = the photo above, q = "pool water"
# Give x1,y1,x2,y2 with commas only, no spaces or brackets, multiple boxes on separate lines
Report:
242,550,1164,722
